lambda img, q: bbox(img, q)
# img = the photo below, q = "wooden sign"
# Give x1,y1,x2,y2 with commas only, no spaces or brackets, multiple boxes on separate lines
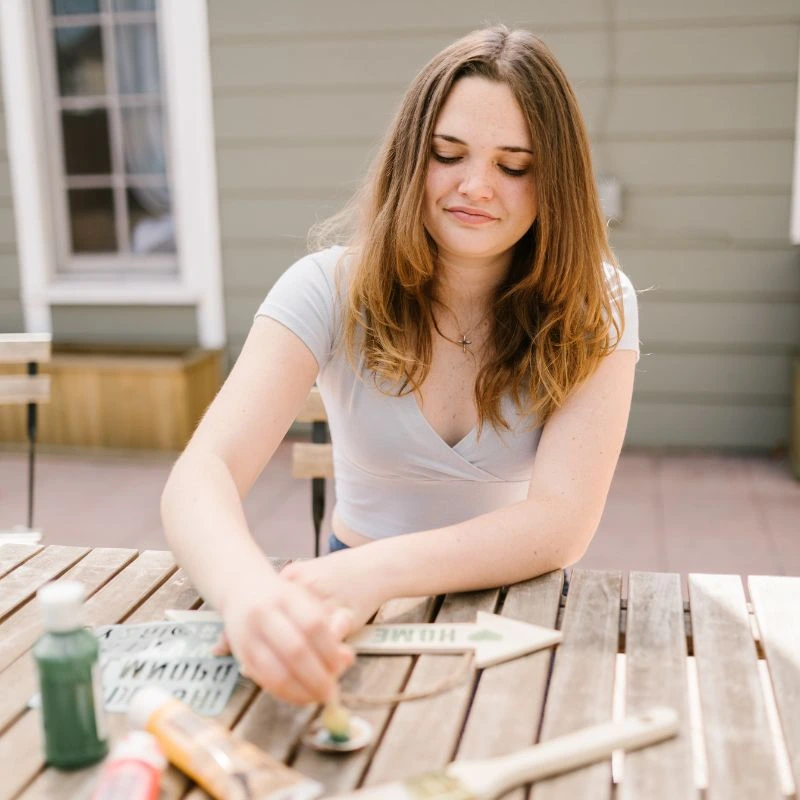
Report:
347,611,562,668
166,609,562,669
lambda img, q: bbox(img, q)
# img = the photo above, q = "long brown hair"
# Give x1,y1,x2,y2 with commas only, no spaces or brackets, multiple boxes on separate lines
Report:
311,26,623,431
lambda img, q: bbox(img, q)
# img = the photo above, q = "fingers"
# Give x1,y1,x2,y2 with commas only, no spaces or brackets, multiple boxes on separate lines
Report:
238,642,316,706
227,582,355,705
284,584,352,674
330,606,355,640
211,630,231,657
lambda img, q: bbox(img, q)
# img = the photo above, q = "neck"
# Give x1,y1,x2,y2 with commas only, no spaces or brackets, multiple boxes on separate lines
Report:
434,250,510,314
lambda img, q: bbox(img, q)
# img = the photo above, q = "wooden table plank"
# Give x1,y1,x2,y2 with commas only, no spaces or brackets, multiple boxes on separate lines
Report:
621,571,698,799
530,569,622,800
289,596,437,798
361,589,501,788
689,573,782,799
0,545,42,580
748,575,800,792
0,548,137,675
0,546,89,621
455,571,563,800
0,551,177,800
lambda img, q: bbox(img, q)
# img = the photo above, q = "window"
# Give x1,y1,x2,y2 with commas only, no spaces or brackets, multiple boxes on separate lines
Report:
40,0,176,275
1,0,225,346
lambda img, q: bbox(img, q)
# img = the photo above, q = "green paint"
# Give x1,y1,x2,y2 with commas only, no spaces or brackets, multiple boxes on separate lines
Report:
467,629,503,642
34,627,109,768
34,583,108,769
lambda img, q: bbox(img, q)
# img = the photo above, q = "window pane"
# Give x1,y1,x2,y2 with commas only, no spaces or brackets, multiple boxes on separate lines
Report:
115,23,161,95
61,109,112,175
128,187,175,253
113,0,155,10
121,107,167,175
68,189,117,252
52,0,99,15
54,26,105,97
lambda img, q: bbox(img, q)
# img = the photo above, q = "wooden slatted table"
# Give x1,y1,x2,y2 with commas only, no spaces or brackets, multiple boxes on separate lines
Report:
0,545,798,799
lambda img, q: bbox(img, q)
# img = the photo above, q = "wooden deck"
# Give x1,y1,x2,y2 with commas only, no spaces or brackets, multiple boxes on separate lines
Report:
1,443,798,579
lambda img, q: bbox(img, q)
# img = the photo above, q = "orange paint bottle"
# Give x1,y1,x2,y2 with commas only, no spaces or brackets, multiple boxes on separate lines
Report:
128,686,323,800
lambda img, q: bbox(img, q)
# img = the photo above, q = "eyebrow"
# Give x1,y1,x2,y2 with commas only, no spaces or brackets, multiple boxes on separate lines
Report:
432,133,533,155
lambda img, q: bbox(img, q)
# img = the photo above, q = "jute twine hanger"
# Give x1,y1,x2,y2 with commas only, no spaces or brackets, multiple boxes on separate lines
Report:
339,651,475,708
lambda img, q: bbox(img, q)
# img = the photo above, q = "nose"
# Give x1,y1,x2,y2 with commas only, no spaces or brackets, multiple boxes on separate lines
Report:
457,160,494,201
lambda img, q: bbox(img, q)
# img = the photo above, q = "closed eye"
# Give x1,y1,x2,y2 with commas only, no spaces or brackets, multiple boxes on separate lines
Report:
432,152,530,177
499,165,530,177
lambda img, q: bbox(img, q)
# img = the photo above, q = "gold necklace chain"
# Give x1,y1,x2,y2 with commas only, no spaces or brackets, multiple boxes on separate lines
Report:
433,306,492,353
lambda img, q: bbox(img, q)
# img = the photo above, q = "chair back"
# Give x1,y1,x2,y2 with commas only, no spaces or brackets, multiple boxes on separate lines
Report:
0,334,52,406
291,386,332,556
0,333,52,543
291,386,333,479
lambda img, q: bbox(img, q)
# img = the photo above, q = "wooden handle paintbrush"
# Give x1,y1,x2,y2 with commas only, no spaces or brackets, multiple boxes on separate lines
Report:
325,706,679,800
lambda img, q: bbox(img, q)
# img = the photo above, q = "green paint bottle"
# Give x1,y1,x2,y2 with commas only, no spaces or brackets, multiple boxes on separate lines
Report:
34,580,109,769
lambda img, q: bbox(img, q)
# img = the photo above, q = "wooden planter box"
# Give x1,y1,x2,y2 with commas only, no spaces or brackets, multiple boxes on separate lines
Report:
0,345,223,451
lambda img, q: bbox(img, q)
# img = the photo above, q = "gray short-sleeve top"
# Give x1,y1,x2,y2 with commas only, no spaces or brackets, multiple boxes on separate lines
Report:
256,246,640,540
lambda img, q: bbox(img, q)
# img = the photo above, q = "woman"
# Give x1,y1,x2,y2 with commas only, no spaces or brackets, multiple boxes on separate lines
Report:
161,26,639,707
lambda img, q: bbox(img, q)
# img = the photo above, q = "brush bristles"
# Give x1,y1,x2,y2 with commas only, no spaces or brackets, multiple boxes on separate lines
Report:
322,701,352,743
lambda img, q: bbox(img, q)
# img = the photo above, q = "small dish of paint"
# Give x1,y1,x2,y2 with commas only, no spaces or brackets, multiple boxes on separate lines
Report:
303,715,374,753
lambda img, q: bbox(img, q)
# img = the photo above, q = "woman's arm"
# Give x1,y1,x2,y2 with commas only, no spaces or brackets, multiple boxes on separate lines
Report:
284,349,636,607
161,316,353,703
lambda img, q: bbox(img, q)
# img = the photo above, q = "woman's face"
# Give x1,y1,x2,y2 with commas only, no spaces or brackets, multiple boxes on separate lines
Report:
423,76,538,269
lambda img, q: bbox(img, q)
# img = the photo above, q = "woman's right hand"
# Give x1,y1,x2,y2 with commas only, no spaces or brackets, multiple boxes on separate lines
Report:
217,566,355,705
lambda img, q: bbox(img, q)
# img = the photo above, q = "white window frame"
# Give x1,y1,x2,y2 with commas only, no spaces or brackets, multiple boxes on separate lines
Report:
0,0,226,348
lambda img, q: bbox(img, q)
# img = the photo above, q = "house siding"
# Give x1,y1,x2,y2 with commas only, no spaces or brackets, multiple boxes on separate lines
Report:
1,1,798,448
207,0,800,450
0,44,25,334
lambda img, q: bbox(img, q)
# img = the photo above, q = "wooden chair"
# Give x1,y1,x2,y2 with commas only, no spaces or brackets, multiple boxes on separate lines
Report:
291,386,333,556
0,333,52,543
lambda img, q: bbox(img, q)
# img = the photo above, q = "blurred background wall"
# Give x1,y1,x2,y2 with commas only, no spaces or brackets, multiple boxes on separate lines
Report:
1,0,799,451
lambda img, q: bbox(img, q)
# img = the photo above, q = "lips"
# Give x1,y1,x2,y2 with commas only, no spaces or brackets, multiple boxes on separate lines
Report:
445,206,498,223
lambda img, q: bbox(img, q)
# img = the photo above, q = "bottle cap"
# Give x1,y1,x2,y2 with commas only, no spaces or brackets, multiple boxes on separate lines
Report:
128,685,174,730
37,580,86,632
109,731,167,772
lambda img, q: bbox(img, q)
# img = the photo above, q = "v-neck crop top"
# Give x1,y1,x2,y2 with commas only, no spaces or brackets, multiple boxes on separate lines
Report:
256,246,639,540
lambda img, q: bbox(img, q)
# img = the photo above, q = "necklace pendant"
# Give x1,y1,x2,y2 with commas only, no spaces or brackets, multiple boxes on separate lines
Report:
458,335,471,353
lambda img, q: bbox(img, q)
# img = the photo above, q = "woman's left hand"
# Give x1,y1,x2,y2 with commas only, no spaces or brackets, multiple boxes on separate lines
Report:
280,547,389,632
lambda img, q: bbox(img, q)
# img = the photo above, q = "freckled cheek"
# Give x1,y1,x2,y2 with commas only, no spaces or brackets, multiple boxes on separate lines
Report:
424,166,455,205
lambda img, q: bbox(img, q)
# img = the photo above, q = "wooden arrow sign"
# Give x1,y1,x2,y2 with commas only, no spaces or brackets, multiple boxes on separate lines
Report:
347,611,562,668
165,609,562,668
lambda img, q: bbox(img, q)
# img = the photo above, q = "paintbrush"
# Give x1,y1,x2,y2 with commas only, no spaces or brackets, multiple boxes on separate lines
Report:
324,706,678,799
321,688,352,744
